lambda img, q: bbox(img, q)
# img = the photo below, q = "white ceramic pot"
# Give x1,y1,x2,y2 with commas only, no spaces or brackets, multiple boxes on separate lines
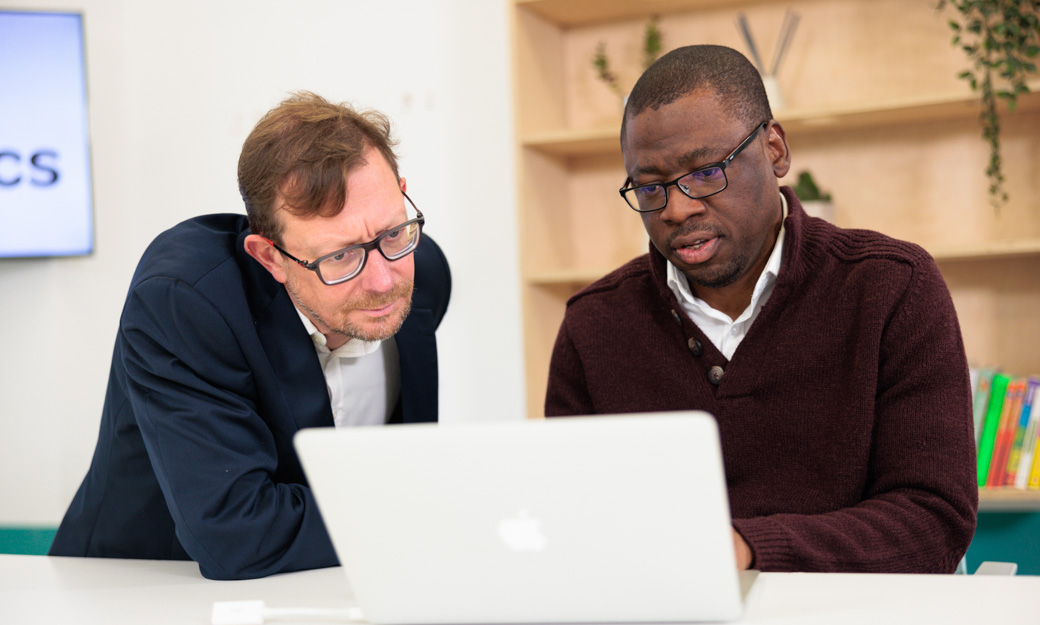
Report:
800,200,834,222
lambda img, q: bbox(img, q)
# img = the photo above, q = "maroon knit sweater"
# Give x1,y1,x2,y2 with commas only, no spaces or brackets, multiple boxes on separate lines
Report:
546,187,978,573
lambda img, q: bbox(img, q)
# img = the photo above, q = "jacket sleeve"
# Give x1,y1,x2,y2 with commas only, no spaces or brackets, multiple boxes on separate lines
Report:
120,276,337,580
545,312,596,417
732,257,979,573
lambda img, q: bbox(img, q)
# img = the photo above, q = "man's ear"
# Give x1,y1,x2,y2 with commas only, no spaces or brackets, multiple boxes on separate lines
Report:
243,234,289,285
766,121,792,179
399,176,407,194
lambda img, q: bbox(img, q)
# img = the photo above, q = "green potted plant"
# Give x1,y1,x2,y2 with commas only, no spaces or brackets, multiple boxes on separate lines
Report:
940,0,1040,210
593,16,664,102
791,170,834,222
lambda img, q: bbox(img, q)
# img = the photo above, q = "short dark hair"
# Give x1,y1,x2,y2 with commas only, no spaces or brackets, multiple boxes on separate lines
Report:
238,91,400,242
621,45,772,146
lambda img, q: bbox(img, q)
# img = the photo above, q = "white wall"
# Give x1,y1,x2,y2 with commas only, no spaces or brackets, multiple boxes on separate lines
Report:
0,0,524,526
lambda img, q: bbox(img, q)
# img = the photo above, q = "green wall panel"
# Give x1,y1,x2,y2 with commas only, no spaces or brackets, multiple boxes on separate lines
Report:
966,512,1040,575
3,515,1038,574
0,527,57,555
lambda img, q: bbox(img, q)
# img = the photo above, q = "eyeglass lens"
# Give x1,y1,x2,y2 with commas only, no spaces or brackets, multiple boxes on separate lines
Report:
317,220,421,284
629,167,726,211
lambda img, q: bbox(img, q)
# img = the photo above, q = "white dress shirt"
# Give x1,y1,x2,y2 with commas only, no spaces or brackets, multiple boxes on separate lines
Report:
666,193,787,360
295,309,401,427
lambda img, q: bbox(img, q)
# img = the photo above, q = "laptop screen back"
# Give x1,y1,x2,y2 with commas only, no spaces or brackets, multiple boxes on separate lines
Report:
295,411,745,624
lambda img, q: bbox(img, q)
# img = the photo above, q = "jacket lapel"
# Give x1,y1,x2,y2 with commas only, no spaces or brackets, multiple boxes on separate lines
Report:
238,230,334,432
395,307,438,423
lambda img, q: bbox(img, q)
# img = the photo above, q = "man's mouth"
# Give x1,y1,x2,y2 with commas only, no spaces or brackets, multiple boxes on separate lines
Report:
359,300,397,317
673,236,720,265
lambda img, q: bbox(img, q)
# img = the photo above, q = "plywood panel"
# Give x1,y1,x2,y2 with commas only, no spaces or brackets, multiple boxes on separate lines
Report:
560,0,977,130
517,0,770,27
522,283,573,418
564,152,649,273
518,148,578,274
783,111,1040,249
513,8,567,135
941,257,1040,376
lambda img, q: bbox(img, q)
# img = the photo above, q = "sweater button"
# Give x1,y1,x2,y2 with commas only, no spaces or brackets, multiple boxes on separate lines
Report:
671,309,682,326
708,366,724,385
687,337,703,357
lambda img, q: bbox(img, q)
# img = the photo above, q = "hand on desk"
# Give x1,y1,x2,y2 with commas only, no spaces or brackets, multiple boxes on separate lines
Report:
733,528,753,570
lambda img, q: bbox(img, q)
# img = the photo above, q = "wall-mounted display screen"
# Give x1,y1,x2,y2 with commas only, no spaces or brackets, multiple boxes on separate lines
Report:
0,10,94,258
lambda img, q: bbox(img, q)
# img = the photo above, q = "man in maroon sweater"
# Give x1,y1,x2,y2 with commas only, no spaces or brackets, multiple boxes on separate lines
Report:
545,45,977,573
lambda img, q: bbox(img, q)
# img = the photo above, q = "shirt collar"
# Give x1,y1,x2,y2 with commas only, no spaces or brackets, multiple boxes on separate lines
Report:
666,191,787,313
294,307,382,358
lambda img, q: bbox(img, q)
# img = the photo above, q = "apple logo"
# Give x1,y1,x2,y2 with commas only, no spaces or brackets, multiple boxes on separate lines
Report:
497,508,547,552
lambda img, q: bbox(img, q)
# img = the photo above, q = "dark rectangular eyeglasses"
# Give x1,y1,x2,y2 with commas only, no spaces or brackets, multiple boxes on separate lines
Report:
266,192,424,286
619,121,768,212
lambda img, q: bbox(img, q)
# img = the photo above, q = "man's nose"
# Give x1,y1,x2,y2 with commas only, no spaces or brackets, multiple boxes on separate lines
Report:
659,185,708,223
357,251,395,294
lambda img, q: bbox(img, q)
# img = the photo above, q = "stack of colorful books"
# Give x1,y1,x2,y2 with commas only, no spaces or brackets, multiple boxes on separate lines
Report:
971,369,1040,490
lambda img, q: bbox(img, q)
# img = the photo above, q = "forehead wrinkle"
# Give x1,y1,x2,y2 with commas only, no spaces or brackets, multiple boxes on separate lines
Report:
305,206,409,257
677,142,725,169
631,143,719,180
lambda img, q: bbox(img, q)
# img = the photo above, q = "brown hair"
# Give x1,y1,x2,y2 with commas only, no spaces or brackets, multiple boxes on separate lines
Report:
238,91,400,242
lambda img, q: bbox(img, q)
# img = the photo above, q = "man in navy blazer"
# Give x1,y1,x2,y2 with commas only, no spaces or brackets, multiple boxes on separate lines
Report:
49,92,451,580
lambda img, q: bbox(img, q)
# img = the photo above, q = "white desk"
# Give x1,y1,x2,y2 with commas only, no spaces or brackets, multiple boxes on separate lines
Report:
1,554,1037,624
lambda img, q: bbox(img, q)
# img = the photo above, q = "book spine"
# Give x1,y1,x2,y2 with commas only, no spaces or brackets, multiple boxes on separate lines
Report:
1029,425,1040,489
1004,378,1039,485
971,368,996,447
987,381,1023,487
1014,381,1040,489
978,374,1010,487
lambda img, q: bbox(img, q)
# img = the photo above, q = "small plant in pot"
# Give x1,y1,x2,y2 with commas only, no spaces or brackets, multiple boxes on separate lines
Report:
791,171,834,222
592,16,664,103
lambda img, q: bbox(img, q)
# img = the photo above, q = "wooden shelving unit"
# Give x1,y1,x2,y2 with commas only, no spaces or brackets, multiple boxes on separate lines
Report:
511,0,1040,512
978,489,1040,513
523,83,1040,158
528,238,1040,288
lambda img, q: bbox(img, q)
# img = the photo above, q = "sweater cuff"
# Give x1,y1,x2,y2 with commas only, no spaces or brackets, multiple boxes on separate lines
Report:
732,518,798,572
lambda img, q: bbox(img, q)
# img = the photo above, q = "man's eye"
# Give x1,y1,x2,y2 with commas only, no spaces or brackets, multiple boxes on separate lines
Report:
385,228,402,240
637,184,663,197
689,166,724,182
328,248,359,264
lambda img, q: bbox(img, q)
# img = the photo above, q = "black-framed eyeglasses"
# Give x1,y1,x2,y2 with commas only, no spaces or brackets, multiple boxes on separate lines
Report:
619,121,769,213
266,192,424,286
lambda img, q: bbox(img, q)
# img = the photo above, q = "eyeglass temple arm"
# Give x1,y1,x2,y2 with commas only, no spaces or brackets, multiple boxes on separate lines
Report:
262,237,312,267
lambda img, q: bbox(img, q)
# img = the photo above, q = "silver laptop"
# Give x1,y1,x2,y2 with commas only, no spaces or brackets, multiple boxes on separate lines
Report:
294,411,753,624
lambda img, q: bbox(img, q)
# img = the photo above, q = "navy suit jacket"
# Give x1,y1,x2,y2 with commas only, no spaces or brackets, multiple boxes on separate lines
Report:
49,214,451,579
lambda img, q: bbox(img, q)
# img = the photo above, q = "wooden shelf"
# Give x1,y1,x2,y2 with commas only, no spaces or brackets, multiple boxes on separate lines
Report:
522,127,620,158
932,239,1040,263
522,83,1040,159
526,238,1040,287
978,488,1040,512
516,0,774,27
527,267,611,286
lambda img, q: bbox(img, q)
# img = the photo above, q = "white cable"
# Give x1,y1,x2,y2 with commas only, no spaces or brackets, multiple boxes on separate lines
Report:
212,600,366,625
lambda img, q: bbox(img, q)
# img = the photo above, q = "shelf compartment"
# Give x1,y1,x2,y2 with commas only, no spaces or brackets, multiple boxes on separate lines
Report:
522,82,1040,158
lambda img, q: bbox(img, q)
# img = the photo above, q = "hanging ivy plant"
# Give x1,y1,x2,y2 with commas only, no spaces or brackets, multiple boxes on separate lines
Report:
939,0,1040,210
